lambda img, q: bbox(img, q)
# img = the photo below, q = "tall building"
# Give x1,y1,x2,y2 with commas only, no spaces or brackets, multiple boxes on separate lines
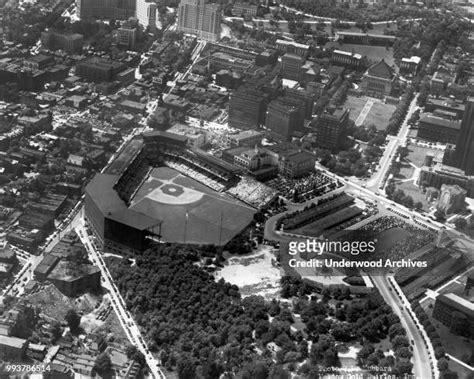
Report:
41,30,84,53
228,88,267,130
116,26,137,49
137,0,158,30
453,97,474,175
77,0,136,20
266,100,302,141
280,53,304,81
177,0,221,41
314,108,350,151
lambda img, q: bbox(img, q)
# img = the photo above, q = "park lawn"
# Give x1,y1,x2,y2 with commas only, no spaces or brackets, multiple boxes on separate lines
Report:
345,96,367,122
405,144,444,168
395,181,430,211
365,102,396,131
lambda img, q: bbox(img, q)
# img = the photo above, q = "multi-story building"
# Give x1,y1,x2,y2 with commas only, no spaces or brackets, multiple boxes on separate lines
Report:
335,32,396,46
433,293,474,337
425,96,465,120
453,97,474,175
400,56,421,74
234,147,271,171
227,130,262,147
266,100,302,141
281,53,305,81
417,114,461,144
232,2,258,17
41,30,84,53
284,87,315,119
276,39,309,58
330,49,365,69
228,88,267,130
0,336,27,360
137,0,158,30
436,184,466,214
77,0,136,20
278,150,315,178
177,0,221,41
75,57,126,83
418,163,474,197
361,59,396,97
314,108,349,151
116,27,137,49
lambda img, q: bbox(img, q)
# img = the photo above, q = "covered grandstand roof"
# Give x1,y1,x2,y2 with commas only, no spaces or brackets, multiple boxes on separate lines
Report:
86,174,160,231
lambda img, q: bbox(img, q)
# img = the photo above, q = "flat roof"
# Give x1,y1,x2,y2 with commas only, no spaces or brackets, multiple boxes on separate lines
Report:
0,335,27,349
86,174,161,231
419,115,461,130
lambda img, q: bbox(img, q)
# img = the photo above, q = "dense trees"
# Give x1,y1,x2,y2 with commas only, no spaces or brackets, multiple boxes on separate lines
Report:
65,309,81,333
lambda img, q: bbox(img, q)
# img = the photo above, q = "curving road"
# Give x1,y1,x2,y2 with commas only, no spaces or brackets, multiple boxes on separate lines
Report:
372,275,435,379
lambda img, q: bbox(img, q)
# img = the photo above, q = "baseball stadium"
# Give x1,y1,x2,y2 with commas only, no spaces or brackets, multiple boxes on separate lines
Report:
85,131,257,254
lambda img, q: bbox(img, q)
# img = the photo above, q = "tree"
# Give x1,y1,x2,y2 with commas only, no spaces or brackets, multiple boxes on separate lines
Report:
177,355,196,379
65,309,81,332
94,353,112,376
126,345,146,366
51,322,62,342
454,218,467,230
434,209,446,222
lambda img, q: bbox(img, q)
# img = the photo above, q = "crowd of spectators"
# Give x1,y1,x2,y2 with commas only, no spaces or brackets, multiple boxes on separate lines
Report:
266,172,341,203
227,176,277,208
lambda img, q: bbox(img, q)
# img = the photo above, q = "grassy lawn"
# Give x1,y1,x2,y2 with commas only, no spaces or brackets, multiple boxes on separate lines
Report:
406,144,444,168
365,102,396,131
395,181,430,211
393,160,415,181
344,96,395,131
345,96,368,123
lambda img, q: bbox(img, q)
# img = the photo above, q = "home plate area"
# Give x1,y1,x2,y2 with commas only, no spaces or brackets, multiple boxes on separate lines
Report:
129,167,256,245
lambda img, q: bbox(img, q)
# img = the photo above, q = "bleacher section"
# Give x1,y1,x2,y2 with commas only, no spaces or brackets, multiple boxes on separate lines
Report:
114,151,150,205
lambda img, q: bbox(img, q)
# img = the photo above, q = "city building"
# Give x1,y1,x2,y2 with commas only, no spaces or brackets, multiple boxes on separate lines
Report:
228,88,267,129
314,108,350,151
75,57,126,83
453,97,474,175
266,100,302,141
400,56,421,74
436,184,466,214
278,150,315,178
433,293,474,337
330,49,365,69
41,30,84,53
425,97,465,120
280,53,305,81
417,114,461,144
232,2,258,17
0,335,27,360
137,0,158,30
177,0,221,41
334,31,396,46
47,261,101,297
116,27,137,49
77,0,136,20
284,87,315,119
234,146,271,171
418,163,474,197
361,59,396,97
23,54,54,70
227,130,262,147
276,39,309,58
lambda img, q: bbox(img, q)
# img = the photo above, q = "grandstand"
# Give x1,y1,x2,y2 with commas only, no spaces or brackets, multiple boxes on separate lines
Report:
85,132,256,254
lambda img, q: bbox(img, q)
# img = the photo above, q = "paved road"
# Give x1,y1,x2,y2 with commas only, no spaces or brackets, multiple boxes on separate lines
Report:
76,224,165,379
372,276,435,379
366,94,419,191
